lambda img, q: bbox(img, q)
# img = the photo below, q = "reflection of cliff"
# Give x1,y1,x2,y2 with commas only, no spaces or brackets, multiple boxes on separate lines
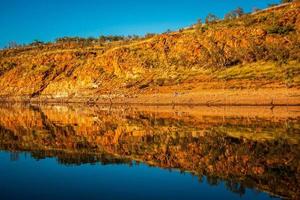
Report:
0,104,299,199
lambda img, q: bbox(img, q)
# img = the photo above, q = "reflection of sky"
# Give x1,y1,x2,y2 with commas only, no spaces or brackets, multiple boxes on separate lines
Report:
0,151,276,200
0,0,280,48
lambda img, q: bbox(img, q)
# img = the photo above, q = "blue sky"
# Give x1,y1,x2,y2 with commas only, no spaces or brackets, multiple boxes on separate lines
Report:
0,0,280,47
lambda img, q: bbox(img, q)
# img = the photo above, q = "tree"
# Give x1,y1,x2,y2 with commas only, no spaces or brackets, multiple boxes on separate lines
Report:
166,29,172,33
145,33,156,38
7,41,19,49
281,0,293,3
224,11,236,20
224,7,245,21
234,7,244,17
252,7,261,13
30,39,44,46
268,3,278,7
132,35,140,40
195,19,204,33
224,7,245,20
98,35,106,43
205,13,219,24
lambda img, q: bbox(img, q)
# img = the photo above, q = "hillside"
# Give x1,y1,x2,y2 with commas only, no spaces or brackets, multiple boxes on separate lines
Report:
0,2,299,105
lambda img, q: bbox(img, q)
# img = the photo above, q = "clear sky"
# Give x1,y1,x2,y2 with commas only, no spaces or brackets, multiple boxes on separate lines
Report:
0,0,280,48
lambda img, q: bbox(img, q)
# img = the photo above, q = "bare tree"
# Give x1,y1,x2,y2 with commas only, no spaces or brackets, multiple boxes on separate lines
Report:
7,41,19,49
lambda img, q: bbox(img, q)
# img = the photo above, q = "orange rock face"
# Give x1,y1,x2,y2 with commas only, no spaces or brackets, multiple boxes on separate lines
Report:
0,3,299,105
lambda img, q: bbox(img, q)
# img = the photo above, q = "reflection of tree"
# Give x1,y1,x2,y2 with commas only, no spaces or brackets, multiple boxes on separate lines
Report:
225,181,246,196
10,152,19,161
206,175,220,186
30,150,131,166
0,105,299,199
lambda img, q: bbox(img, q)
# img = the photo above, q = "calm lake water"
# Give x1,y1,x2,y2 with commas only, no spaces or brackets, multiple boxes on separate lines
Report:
0,104,299,200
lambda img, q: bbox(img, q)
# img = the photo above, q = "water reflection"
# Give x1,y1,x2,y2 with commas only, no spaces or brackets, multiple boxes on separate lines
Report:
0,104,299,199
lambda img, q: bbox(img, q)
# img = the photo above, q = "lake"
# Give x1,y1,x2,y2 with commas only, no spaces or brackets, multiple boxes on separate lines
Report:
0,104,299,200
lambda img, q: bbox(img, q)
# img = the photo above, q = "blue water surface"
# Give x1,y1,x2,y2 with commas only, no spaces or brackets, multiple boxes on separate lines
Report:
0,151,277,200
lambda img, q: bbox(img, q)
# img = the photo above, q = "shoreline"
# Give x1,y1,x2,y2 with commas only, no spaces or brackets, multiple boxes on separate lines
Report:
0,100,299,106
1,88,299,106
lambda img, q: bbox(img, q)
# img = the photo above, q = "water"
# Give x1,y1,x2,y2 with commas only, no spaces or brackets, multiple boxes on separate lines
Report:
0,104,299,200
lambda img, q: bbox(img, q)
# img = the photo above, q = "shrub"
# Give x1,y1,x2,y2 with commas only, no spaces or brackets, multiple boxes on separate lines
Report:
0,62,17,75
266,25,295,35
266,45,290,64
155,78,165,86
243,16,257,26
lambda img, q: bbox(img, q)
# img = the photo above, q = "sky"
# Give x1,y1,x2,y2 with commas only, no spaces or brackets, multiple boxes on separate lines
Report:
0,0,280,48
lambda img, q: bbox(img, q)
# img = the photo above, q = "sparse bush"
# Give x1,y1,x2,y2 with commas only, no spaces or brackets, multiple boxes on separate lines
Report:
139,82,150,89
0,61,17,75
257,16,268,23
288,35,300,61
247,41,268,61
155,78,165,86
205,37,240,68
266,25,295,35
266,44,290,64
56,35,125,45
243,16,257,26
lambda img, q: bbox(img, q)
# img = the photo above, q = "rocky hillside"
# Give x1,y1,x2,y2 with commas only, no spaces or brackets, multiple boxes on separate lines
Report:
0,2,299,105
